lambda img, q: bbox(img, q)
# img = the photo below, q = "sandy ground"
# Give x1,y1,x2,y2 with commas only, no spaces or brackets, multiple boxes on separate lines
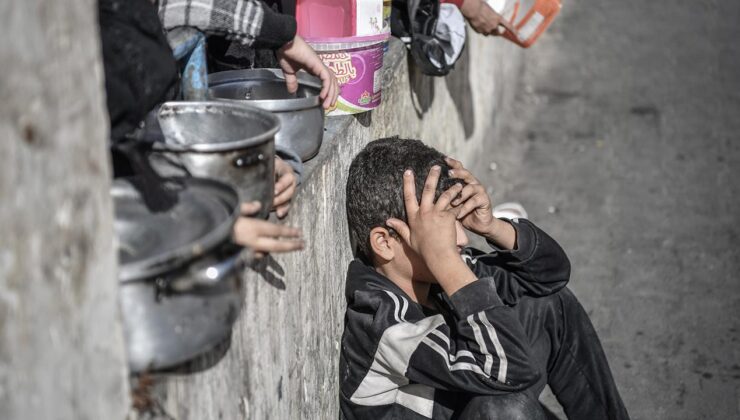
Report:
468,0,740,418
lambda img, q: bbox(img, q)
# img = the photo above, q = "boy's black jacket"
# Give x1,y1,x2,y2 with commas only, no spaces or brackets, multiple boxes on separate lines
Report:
339,219,571,420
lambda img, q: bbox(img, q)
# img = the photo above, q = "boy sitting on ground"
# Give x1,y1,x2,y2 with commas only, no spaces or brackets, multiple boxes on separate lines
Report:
340,138,630,419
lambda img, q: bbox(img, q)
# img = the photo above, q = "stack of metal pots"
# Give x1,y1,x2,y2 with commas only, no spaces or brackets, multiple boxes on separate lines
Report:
114,69,326,373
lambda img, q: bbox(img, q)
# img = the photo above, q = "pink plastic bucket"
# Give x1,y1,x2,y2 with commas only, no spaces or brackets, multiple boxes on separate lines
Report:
308,34,390,116
296,0,385,39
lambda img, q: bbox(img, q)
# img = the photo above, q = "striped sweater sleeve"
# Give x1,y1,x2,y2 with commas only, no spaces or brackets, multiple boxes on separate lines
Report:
158,0,296,48
466,218,571,305
408,280,538,393
349,285,538,407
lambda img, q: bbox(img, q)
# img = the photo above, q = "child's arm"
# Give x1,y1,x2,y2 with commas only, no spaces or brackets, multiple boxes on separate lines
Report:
407,279,540,393
466,218,571,303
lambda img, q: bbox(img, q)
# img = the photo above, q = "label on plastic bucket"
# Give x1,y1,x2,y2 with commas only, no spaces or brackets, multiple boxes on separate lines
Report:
315,42,385,115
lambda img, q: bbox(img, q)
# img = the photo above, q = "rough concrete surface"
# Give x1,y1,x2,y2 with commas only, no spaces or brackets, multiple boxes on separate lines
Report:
0,0,130,419
470,0,740,418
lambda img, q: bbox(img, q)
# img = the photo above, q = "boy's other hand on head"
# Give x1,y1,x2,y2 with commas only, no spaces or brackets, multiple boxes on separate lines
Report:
446,157,517,250
445,157,495,236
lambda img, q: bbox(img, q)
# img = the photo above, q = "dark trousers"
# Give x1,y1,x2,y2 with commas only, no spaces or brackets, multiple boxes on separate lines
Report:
457,287,630,420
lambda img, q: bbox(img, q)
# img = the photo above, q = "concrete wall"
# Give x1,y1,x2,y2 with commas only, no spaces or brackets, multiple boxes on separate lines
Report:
156,34,523,419
0,1,130,419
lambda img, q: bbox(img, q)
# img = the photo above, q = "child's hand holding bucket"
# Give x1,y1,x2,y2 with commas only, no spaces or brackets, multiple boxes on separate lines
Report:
277,35,339,110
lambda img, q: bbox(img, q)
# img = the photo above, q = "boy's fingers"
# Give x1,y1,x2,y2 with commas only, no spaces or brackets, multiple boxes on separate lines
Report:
445,156,463,169
448,167,479,185
420,166,441,209
253,219,302,238
319,69,330,100
274,173,294,194
451,184,480,206
253,237,305,253
284,72,299,94
240,201,262,216
456,195,486,221
386,218,411,243
275,203,290,219
273,185,295,208
402,170,419,215
435,183,463,211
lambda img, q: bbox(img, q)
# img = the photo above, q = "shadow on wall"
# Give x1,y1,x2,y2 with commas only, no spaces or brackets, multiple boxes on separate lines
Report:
353,111,373,127
407,39,476,139
160,335,234,375
252,255,287,290
444,41,475,139
408,54,436,117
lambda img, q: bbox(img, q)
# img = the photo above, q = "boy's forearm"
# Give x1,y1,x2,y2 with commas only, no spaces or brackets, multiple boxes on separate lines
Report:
483,218,517,250
428,253,478,296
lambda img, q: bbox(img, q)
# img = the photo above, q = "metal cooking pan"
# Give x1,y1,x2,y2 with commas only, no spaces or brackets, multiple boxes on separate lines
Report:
147,101,280,219
209,69,325,161
114,177,245,372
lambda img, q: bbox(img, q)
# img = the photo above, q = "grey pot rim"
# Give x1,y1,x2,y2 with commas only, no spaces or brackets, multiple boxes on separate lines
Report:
208,68,323,112
115,177,240,283
151,100,280,153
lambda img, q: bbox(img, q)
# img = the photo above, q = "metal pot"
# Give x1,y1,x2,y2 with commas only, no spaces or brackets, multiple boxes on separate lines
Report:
209,69,325,161
113,177,245,373
148,101,280,219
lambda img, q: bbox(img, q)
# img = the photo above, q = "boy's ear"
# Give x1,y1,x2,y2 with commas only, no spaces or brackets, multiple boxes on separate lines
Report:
369,227,395,262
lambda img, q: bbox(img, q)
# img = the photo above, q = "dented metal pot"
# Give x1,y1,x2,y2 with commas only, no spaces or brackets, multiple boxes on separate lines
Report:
148,101,280,219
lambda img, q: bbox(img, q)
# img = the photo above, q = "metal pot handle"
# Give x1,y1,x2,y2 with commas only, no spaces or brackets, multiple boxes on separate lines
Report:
233,152,265,168
168,252,246,292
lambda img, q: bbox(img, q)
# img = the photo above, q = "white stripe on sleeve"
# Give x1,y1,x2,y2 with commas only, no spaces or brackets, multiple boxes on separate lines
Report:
384,291,402,323
429,329,477,362
400,295,409,321
421,337,489,376
478,312,508,383
467,314,494,376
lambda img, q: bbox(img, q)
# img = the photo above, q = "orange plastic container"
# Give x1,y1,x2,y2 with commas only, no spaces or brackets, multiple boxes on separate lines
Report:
488,0,562,48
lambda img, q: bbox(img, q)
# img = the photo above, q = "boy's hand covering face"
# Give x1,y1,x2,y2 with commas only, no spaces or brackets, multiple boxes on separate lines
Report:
386,166,464,262
445,157,496,237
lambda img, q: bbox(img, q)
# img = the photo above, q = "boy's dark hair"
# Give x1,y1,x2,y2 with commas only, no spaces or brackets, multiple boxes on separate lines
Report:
346,137,462,264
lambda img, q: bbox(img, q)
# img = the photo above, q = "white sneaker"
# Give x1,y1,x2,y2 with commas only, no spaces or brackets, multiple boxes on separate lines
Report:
492,202,528,220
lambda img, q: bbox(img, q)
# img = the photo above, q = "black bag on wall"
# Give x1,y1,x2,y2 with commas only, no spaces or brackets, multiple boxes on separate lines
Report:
391,0,463,76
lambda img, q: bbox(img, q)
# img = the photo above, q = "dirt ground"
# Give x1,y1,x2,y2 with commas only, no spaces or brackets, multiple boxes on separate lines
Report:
469,0,740,418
